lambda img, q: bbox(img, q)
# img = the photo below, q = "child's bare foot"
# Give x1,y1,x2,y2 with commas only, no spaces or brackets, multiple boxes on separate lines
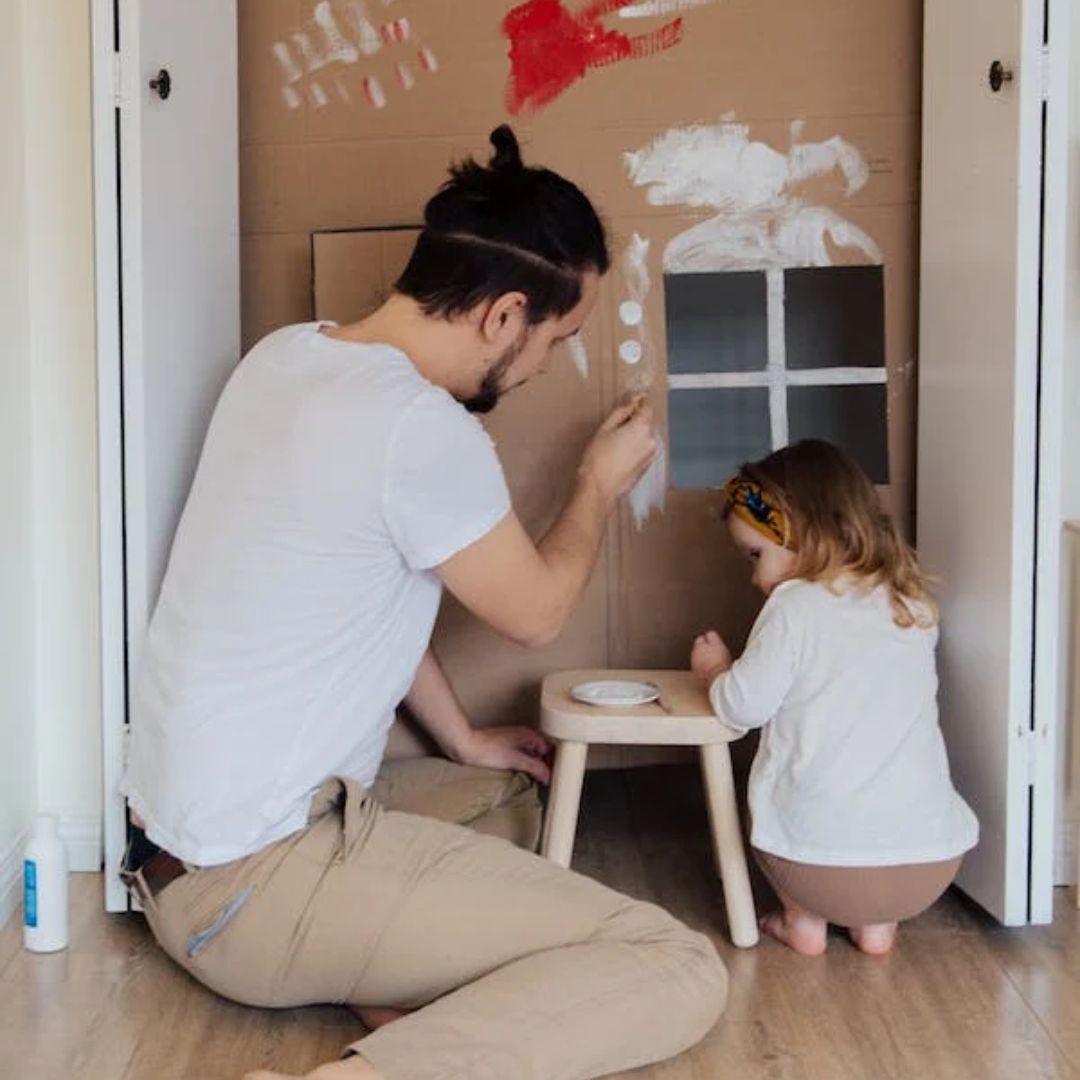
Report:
244,1056,385,1080
760,909,827,956
849,922,898,955
350,1005,411,1031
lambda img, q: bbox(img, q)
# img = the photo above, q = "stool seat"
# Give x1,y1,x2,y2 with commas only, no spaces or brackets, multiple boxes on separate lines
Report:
541,669,742,746
539,669,759,948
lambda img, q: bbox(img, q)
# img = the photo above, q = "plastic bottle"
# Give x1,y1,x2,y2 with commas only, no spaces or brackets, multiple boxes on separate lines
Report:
23,813,69,953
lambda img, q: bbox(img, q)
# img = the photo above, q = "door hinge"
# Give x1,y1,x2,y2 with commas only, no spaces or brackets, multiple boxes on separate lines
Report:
1040,44,1050,102
112,51,123,107
122,724,131,770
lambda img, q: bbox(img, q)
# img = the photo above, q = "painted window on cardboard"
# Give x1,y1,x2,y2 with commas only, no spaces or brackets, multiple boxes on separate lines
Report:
666,265,888,488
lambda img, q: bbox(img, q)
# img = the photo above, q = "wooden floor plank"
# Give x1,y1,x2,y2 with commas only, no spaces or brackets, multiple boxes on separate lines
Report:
2,766,1078,1080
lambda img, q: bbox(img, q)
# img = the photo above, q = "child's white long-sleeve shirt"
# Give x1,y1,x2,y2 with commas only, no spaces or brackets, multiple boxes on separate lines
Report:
710,579,979,867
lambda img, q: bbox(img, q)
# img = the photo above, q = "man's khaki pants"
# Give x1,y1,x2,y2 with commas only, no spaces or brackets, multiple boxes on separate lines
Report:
136,759,728,1080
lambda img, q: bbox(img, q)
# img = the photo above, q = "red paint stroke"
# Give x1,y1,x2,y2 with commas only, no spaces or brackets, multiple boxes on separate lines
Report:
502,0,683,115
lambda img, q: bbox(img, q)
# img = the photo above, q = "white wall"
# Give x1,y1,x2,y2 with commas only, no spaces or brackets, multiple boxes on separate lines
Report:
20,0,103,874
0,0,103,926
0,0,38,926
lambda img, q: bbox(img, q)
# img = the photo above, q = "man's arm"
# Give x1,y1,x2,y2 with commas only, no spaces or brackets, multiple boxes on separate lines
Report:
438,399,656,648
404,648,551,782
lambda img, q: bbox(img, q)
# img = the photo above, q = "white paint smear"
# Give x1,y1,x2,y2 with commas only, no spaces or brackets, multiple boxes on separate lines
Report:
619,300,643,327
314,1,360,64
364,75,387,109
619,340,643,365
566,335,589,379
618,0,720,16
625,121,881,272
628,440,667,529
397,60,416,90
344,0,383,56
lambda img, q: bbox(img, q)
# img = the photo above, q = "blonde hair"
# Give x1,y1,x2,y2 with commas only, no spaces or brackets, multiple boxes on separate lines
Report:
734,440,938,629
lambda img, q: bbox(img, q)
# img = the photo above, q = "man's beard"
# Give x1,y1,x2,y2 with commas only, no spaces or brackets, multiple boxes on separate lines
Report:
460,332,527,414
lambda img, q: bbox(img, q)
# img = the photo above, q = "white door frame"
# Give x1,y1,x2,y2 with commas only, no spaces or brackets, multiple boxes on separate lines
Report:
90,0,128,913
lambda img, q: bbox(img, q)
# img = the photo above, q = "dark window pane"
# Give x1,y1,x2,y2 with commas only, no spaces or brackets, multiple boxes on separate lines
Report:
669,387,772,489
786,383,889,484
664,271,768,374
785,266,885,371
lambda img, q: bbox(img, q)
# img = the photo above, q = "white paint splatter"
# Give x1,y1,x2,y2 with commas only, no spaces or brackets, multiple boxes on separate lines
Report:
566,335,589,379
419,45,439,72
619,233,667,526
314,1,360,64
396,60,416,90
629,440,667,529
618,0,720,16
344,0,384,56
309,81,329,107
363,75,387,109
625,121,881,272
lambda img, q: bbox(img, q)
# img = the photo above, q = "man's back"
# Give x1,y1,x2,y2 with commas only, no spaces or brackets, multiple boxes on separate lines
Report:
122,323,509,866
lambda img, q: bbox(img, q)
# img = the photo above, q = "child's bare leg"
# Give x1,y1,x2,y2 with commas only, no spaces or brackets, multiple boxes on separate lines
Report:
760,895,827,956
849,922,898,956
244,1057,384,1080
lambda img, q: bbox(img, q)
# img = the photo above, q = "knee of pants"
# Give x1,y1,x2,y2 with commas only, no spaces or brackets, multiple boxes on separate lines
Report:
605,900,729,1025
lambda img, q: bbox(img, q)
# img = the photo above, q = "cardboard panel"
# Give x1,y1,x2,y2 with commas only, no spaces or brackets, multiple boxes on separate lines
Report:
243,0,923,743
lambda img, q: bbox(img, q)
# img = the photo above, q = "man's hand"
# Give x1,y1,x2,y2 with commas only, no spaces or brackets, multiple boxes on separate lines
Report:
457,725,552,785
691,630,733,688
578,397,658,505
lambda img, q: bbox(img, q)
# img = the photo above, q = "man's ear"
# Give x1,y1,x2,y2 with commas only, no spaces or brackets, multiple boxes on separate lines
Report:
479,291,528,345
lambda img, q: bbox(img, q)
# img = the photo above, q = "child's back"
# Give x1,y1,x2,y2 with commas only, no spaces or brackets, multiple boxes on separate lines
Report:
719,578,978,868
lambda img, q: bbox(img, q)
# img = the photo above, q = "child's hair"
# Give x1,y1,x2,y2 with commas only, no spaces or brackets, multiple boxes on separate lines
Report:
729,440,938,629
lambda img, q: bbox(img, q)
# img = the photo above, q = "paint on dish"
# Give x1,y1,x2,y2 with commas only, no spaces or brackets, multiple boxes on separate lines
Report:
501,0,683,115
625,120,881,272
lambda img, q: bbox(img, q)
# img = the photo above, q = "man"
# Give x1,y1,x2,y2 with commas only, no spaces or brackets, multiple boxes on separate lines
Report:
121,125,727,1080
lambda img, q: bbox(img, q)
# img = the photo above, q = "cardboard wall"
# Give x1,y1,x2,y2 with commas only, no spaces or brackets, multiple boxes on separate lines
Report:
242,0,922,736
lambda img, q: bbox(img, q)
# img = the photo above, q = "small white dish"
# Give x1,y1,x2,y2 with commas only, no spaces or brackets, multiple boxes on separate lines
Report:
570,680,662,708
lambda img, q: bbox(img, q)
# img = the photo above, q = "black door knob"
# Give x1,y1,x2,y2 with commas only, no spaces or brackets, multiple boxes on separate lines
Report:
988,60,1013,92
149,69,172,100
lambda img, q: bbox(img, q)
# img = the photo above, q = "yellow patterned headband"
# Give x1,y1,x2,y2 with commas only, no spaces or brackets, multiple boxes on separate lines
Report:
722,475,792,549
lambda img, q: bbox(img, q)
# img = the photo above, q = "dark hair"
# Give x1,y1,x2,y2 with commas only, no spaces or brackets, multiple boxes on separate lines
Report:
395,125,609,325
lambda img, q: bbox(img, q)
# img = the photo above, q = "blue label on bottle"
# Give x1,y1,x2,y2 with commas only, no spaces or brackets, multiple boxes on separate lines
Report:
24,860,38,928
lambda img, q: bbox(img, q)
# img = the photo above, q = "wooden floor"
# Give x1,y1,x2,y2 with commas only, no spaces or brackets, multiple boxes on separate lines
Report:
3,766,1079,1080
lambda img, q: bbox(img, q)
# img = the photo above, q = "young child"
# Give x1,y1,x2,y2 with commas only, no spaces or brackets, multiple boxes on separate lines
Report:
691,440,978,957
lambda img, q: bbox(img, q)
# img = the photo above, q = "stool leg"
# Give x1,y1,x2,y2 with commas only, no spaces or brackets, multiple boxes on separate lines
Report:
700,743,759,948
540,741,588,868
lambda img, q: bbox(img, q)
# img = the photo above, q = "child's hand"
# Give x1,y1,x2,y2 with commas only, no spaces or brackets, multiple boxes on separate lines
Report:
691,630,733,687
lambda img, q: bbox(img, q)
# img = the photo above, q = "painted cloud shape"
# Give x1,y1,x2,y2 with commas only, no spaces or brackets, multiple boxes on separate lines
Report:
625,121,882,272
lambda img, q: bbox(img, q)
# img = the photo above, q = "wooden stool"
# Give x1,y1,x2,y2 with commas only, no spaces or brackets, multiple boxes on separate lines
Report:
539,669,759,948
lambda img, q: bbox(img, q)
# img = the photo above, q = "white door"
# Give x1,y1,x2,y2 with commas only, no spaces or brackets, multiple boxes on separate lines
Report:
93,0,239,911
919,0,1064,924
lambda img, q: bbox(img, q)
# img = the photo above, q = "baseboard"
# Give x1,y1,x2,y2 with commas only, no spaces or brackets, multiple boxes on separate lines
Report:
0,829,29,931
60,815,104,873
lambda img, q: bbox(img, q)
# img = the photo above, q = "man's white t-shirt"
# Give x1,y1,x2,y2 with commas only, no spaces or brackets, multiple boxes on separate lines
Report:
710,579,979,867
121,324,511,866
